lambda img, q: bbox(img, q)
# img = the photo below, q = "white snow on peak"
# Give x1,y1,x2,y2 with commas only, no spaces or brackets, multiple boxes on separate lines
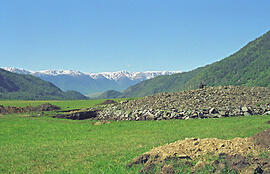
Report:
88,70,181,80
34,70,84,76
2,67,84,76
2,67,33,74
2,67,181,80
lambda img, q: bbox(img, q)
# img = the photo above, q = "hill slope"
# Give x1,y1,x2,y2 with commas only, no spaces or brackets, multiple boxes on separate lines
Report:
0,69,87,100
122,30,270,97
92,90,122,99
3,68,181,95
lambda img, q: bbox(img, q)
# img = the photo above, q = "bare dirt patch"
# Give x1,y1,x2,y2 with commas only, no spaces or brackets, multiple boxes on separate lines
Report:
252,128,270,149
0,103,61,114
128,128,270,173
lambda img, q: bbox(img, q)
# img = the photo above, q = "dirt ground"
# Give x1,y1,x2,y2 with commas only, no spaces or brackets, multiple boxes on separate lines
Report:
128,128,270,173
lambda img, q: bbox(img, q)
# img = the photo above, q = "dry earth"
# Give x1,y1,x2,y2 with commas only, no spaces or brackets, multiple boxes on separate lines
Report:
128,128,270,174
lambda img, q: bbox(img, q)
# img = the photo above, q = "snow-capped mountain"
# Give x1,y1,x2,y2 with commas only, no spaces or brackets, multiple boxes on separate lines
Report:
88,70,181,80
3,67,181,95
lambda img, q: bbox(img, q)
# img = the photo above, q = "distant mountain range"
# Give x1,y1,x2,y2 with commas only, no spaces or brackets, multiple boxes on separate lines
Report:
0,68,87,100
119,30,270,98
3,68,181,95
4,29,269,100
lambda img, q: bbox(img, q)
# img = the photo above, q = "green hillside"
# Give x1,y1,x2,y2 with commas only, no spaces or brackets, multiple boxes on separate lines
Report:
122,30,270,97
0,68,87,100
93,90,122,99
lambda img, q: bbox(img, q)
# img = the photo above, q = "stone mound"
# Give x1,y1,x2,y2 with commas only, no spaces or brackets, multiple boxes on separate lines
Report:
97,86,270,120
128,129,270,173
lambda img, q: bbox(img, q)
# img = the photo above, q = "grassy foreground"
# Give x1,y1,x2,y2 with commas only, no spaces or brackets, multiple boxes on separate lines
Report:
0,112,270,173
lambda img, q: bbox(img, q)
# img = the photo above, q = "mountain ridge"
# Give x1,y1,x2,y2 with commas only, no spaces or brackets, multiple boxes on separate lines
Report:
0,68,87,100
120,30,270,97
3,67,181,95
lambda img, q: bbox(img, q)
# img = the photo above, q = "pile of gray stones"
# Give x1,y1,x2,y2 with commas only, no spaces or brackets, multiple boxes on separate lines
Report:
55,86,270,120
94,86,270,120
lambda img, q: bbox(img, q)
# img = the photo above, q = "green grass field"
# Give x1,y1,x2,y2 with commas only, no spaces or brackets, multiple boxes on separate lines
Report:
0,100,270,173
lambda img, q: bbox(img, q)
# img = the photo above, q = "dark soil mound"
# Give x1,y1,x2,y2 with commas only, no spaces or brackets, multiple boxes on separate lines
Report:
252,128,270,149
100,100,117,105
32,103,61,111
53,109,99,120
0,103,61,114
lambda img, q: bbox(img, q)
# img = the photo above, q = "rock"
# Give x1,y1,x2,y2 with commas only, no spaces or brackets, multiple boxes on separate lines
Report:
175,154,191,160
254,166,263,174
241,106,249,112
219,110,228,116
209,108,218,114
264,111,270,115
244,112,251,116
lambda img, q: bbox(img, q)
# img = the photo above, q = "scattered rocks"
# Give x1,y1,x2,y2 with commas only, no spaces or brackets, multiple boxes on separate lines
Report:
51,86,270,121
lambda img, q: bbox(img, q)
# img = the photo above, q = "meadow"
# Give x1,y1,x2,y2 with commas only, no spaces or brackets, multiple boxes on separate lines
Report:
0,99,270,173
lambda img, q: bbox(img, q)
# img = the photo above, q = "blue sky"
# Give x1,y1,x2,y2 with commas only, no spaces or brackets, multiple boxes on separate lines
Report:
1,0,270,72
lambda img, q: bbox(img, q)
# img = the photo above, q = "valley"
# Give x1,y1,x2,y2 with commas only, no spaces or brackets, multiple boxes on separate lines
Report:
2,1,270,173
3,68,181,96
1,20,270,174
0,98,269,173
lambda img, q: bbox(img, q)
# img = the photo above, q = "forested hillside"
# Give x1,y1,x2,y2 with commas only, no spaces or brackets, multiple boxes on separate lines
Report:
122,30,270,97
0,69,87,100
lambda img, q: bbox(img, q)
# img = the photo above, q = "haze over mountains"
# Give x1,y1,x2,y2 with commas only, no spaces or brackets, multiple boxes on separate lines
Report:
3,68,181,95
